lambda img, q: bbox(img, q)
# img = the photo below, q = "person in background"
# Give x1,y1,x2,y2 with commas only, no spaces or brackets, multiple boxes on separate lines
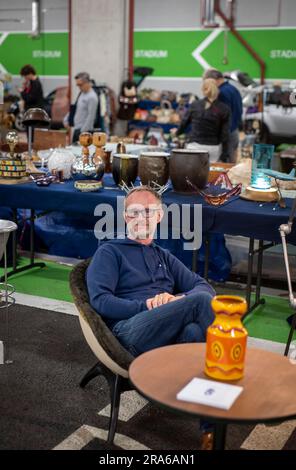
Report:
63,72,99,143
203,68,243,163
87,186,216,450
173,78,231,163
19,64,44,111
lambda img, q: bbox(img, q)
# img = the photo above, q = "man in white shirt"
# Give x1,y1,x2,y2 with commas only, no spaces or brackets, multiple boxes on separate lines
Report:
64,72,99,143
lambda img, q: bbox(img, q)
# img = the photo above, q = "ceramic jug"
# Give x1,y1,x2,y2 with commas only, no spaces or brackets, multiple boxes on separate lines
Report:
205,295,248,381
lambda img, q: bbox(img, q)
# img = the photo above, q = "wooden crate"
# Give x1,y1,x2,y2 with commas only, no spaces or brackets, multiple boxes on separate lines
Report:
208,162,235,183
33,128,68,151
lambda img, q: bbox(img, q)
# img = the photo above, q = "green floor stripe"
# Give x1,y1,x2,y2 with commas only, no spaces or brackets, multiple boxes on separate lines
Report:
243,295,296,344
0,257,72,302
1,257,295,344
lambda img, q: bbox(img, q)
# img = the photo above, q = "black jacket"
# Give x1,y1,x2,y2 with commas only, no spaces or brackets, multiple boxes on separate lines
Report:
176,98,231,161
21,78,44,110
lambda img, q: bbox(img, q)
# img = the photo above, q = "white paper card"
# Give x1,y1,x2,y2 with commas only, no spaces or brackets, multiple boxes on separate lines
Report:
177,377,243,410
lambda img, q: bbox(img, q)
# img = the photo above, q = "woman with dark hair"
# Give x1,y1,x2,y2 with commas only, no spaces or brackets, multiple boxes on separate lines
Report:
19,64,44,111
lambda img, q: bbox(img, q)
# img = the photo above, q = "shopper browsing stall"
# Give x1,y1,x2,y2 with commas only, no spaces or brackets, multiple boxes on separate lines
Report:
63,72,99,143
19,64,44,111
173,79,231,163
203,69,243,163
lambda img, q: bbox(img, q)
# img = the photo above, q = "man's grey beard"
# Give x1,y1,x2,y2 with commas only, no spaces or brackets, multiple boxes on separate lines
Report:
126,224,156,240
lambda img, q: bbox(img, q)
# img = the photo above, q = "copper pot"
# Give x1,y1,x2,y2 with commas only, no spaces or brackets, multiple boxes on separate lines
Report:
102,150,112,173
169,149,209,193
112,153,138,186
139,152,170,186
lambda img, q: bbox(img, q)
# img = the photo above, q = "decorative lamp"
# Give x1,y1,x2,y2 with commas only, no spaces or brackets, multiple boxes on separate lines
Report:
22,108,51,174
251,143,274,189
243,143,278,202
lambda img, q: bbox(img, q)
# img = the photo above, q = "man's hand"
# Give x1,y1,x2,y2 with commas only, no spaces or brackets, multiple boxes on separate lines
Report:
146,293,185,310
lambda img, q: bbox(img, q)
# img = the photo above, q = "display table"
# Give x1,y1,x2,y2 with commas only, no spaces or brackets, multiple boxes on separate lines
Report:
0,174,296,307
0,175,295,239
129,343,296,450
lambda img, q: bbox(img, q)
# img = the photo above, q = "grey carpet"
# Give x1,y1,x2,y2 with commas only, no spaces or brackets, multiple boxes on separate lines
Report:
0,304,294,450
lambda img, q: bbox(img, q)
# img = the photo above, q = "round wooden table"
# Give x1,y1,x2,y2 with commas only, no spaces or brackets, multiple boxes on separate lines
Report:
129,344,296,450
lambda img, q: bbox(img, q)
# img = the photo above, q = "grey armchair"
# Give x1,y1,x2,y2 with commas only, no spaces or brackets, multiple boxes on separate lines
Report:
69,258,134,443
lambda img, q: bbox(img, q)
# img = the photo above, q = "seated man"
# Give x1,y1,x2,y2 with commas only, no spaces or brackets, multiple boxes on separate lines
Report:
87,185,215,358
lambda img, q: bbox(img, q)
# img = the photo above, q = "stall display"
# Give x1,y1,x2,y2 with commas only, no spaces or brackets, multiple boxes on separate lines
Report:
169,148,209,193
112,153,138,186
208,162,234,183
117,79,138,120
47,148,75,180
74,180,103,192
138,151,170,186
0,131,26,178
205,295,248,381
22,107,50,175
189,173,242,206
250,143,274,189
92,132,107,166
71,132,105,181
242,143,279,202
128,90,197,145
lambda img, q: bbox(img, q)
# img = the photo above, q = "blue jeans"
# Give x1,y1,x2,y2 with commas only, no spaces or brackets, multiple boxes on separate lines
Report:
112,292,214,357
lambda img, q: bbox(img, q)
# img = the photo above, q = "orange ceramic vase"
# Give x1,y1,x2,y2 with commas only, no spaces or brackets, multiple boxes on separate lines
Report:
205,295,248,381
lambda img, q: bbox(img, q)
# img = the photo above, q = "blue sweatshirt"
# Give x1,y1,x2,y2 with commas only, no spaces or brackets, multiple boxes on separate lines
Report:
86,238,215,328
219,81,243,132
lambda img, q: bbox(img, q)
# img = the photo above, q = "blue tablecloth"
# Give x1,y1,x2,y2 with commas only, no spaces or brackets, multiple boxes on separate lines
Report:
0,175,295,243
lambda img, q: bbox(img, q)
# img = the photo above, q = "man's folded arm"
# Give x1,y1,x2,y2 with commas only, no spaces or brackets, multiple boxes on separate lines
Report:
168,254,216,297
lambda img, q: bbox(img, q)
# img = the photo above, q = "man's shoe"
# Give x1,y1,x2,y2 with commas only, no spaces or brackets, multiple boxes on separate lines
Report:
200,431,214,450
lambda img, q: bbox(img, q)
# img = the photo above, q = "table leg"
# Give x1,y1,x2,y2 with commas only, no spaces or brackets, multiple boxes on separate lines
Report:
213,422,227,450
0,209,46,282
244,240,271,319
30,209,35,264
192,249,198,273
245,238,254,309
255,239,264,304
12,208,17,271
284,311,296,356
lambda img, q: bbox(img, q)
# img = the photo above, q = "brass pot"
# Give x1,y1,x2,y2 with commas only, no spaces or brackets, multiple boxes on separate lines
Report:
139,152,170,186
112,153,138,186
169,149,209,193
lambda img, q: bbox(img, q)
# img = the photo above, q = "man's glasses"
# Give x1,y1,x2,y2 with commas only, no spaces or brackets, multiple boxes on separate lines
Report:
125,208,159,219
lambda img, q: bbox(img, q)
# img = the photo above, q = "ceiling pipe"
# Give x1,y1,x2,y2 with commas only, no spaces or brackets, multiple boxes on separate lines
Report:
214,0,266,84
68,0,72,105
128,0,135,81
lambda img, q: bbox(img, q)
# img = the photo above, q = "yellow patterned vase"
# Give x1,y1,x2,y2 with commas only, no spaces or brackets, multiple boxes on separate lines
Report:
205,295,248,381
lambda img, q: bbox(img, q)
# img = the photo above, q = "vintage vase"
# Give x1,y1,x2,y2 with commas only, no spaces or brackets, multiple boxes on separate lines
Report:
205,295,248,381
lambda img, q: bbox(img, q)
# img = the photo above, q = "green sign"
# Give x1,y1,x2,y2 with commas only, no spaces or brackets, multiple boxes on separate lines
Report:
134,28,296,80
0,32,68,76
